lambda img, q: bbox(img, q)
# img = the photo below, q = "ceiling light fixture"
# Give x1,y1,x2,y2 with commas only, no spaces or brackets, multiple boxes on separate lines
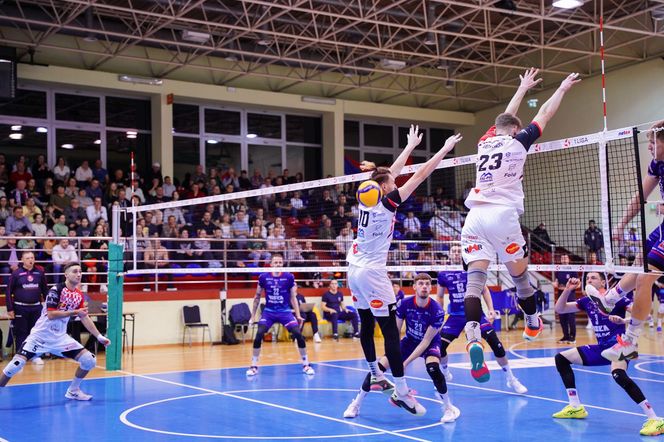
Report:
36,127,48,133
94,139,102,145
182,30,211,44
207,139,219,144
246,133,258,139
9,133,22,140
301,96,337,105
118,75,163,86
380,59,407,70
61,143,74,149
552,0,583,8
11,125,21,131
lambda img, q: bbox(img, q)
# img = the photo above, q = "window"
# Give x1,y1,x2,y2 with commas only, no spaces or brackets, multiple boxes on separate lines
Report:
55,93,100,123
363,124,392,148
249,144,281,178
107,131,152,180
363,152,393,168
0,124,47,173
287,145,322,181
429,128,455,154
206,141,241,174
173,137,200,185
248,113,281,139
204,109,241,135
55,128,101,172
173,103,199,134
286,115,321,144
344,121,359,147
0,89,47,118
106,96,151,130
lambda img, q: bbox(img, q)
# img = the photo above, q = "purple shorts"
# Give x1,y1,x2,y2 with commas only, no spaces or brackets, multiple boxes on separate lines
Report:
646,225,664,271
400,336,441,361
258,311,299,330
440,314,492,338
577,344,612,367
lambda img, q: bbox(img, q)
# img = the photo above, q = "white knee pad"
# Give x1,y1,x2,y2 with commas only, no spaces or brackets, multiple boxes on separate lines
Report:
512,271,534,300
78,352,97,371
3,356,26,378
658,303,664,315
466,269,488,299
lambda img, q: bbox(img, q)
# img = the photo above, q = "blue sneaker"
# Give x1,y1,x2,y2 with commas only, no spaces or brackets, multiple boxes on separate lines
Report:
466,341,490,383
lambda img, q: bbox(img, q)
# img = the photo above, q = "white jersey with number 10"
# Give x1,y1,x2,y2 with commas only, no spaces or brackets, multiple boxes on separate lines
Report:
346,189,402,269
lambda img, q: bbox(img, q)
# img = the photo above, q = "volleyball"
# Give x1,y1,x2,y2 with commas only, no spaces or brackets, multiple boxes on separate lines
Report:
356,180,382,207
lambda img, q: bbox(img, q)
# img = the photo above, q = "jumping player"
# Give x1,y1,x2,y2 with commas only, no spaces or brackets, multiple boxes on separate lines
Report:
344,273,460,423
0,262,110,400
246,254,314,376
461,69,580,378
553,274,664,436
596,122,664,360
347,125,462,416
437,245,527,391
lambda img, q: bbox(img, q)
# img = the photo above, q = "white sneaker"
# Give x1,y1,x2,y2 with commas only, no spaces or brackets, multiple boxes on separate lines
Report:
507,377,528,394
65,389,92,401
390,391,426,416
246,366,258,377
585,284,616,314
601,334,638,361
442,368,453,382
303,365,315,375
343,399,361,418
313,332,322,343
31,357,45,365
441,404,461,423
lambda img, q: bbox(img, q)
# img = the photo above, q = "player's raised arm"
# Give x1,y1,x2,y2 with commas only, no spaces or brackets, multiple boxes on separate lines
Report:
403,325,440,368
390,124,423,177
504,68,542,116
532,73,581,132
614,172,659,240
555,278,581,314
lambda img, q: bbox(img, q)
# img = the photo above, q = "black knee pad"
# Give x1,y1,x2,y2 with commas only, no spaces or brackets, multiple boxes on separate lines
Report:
611,368,630,388
290,330,306,348
612,368,646,404
482,328,506,358
426,362,447,394
440,334,455,357
253,325,268,349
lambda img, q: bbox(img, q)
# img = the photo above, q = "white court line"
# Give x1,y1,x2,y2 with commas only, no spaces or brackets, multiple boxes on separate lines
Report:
508,340,664,384
118,370,431,442
634,361,664,377
317,362,646,418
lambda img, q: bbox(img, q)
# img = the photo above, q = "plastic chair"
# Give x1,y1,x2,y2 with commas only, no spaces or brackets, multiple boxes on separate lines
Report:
182,305,212,346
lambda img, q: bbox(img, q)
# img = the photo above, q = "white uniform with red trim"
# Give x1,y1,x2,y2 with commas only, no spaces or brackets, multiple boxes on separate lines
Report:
461,123,542,264
347,189,401,317
20,283,85,356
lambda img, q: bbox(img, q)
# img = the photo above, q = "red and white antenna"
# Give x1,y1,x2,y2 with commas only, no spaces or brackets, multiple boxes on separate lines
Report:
599,16,608,132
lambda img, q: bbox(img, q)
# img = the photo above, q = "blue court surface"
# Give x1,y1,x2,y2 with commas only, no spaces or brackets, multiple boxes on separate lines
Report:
1,346,663,441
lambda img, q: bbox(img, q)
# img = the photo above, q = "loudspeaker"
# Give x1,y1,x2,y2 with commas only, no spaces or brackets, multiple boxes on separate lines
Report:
0,47,17,101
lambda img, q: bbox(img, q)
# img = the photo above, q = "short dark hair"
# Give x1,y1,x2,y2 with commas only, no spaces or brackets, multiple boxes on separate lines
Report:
271,253,284,260
370,166,392,185
63,262,81,273
495,112,523,131
413,273,432,283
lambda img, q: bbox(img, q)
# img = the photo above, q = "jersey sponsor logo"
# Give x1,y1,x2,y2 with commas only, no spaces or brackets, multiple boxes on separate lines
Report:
27,275,34,282
22,283,39,289
573,136,589,145
358,228,365,238
372,231,384,237
370,299,384,309
505,243,520,254
508,163,518,171
479,172,493,183
503,172,517,178
465,244,482,254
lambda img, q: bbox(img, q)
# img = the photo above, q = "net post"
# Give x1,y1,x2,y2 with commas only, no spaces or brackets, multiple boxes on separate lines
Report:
632,127,649,273
598,132,614,271
106,205,125,371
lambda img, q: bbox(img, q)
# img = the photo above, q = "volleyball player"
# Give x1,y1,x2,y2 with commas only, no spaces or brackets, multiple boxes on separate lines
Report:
437,244,527,391
553,274,664,436
0,262,110,400
592,120,664,361
347,125,462,416
246,254,314,376
344,273,460,423
461,70,580,378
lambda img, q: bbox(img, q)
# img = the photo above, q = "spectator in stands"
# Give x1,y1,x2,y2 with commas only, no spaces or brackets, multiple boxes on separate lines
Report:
163,192,186,227
53,214,69,237
196,211,216,235
75,217,92,237
0,164,7,188
532,222,555,254
76,188,93,209
162,176,176,197
92,159,108,184
422,196,437,215
247,226,270,266
333,227,353,261
403,211,422,239
43,204,58,229
64,177,79,199
232,210,250,250
293,288,321,342
584,219,604,261
162,215,179,239
127,183,146,204
0,196,9,224
258,177,275,211
318,217,335,249
286,238,304,266
221,167,240,189
238,170,252,190
321,279,359,340
193,229,213,265
189,164,205,185
111,169,129,187
42,177,54,201
174,229,195,264
51,238,78,283
86,179,103,200
32,154,52,187
252,218,267,238
9,161,32,185
250,169,263,189
266,225,286,253
143,236,170,272
219,213,233,239
142,211,160,236
64,198,85,229
290,191,306,218
320,189,336,217
9,179,30,207
621,227,640,261
50,184,71,213
6,206,33,234
86,197,108,225
331,205,351,232
74,160,93,188
554,254,578,344
0,235,20,285
147,162,163,186
22,197,41,223
32,213,47,238
52,157,70,183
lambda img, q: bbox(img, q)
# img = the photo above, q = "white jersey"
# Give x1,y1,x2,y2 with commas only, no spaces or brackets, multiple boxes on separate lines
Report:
464,123,541,215
347,189,402,269
30,283,84,341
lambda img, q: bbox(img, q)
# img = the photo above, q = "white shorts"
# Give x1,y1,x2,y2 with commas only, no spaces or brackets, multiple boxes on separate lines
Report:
21,333,84,358
461,204,527,265
347,265,396,317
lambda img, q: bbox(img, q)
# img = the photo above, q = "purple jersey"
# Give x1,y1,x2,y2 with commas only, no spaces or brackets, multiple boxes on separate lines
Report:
577,296,630,348
396,296,445,342
437,271,466,316
648,159,664,199
258,272,295,312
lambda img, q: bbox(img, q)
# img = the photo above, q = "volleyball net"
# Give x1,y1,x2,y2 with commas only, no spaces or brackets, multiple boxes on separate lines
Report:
113,122,660,292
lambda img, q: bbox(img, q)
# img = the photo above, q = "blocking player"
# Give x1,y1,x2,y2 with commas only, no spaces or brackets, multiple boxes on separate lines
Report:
347,125,462,416
596,121,664,360
437,245,527,391
552,274,664,436
461,69,580,377
0,262,110,400
246,254,314,376
344,273,460,423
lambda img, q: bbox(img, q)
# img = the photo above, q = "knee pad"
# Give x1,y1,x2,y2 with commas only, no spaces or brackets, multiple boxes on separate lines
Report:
512,271,534,300
482,328,506,358
466,269,488,299
426,362,446,394
611,369,630,388
554,353,571,372
440,335,454,356
2,355,26,378
290,330,306,348
78,351,96,371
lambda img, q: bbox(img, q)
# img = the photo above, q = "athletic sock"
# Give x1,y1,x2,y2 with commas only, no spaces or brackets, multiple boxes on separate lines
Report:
626,319,643,342
70,376,83,391
501,364,515,380
251,356,259,366
465,321,482,342
394,376,409,396
368,360,385,380
639,400,658,419
301,355,309,366
441,363,450,375
437,391,451,407
355,389,369,405
605,285,624,304
566,388,581,407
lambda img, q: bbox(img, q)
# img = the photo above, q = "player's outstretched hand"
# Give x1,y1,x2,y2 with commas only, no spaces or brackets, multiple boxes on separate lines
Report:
97,335,111,347
608,315,626,325
566,277,581,290
406,124,423,148
441,133,463,154
519,68,542,90
76,307,89,318
560,73,581,92
296,315,304,326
